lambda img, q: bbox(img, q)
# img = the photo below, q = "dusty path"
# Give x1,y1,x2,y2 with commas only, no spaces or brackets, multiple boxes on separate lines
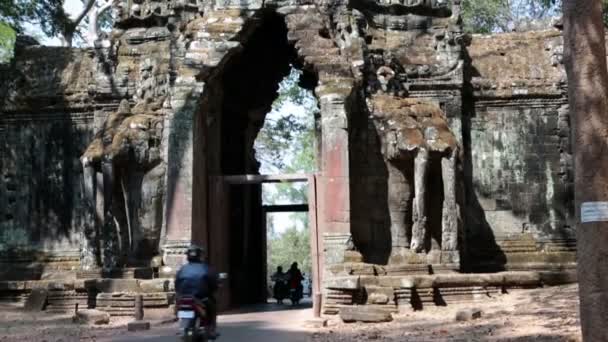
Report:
0,285,583,341
312,284,582,342
102,302,314,342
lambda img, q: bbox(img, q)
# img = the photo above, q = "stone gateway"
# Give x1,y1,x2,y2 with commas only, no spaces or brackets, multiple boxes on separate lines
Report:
0,0,575,315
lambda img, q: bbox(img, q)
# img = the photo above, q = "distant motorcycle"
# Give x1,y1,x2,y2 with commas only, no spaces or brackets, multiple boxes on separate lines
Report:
289,286,303,305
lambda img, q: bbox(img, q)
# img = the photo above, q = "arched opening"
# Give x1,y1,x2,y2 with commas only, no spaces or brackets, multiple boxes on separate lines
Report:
195,9,320,309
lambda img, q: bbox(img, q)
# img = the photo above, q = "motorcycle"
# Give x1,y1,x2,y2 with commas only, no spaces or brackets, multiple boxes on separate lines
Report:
177,273,228,342
289,285,303,305
272,275,288,304
177,296,210,342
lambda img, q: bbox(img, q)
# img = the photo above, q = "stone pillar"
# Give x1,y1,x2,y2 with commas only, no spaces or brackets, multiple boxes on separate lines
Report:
411,148,429,253
160,81,204,272
387,160,412,248
317,90,352,236
80,161,99,270
316,82,355,296
441,149,458,251
101,160,117,268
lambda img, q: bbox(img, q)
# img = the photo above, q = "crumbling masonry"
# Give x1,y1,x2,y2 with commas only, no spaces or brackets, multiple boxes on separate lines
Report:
0,0,575,315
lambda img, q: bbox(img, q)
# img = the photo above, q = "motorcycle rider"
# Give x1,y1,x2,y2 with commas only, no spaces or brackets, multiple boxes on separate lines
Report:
287,262,304,304
175,245,219,339
271,266,288,304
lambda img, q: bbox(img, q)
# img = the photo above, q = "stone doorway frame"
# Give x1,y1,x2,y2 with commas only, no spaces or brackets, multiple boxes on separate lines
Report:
208,174,322,317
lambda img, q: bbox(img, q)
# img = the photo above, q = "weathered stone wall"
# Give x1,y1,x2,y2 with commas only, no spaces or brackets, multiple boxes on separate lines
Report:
0,48,100,278
0,1,578,310
466,30,575,271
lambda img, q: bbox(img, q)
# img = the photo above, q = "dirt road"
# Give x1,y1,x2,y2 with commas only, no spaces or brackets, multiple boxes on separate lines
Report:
102,302,313,342
0,286,583,342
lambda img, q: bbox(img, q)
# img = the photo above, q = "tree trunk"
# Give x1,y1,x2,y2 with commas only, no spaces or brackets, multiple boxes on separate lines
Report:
563,0,608,340
61,30,74,48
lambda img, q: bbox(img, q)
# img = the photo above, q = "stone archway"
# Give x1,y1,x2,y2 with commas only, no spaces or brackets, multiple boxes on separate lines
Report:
186,8,353,310
78,0,466,315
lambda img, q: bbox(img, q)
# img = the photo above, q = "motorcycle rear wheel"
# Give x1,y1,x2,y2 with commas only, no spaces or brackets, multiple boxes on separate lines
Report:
182,317,208,342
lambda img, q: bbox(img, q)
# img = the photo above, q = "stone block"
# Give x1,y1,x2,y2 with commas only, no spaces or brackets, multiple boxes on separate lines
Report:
324,276,360,290
95,279,141,293
140,279,173,293
455,308,483,322
365,286,395,305
340,306,393,323
368,293,390,305
73,309,111,325
503,271,541,286
539,270,577,285
412,275,435,288
24,288,48,311
377,276,402,288
344,263,375,275
303,318,328,328
127,321,151,331
343,251,363,263
0,281,26,291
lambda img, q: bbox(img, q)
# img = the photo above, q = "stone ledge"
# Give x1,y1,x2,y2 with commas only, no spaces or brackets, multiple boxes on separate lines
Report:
324,270,568,292
0,278,175,293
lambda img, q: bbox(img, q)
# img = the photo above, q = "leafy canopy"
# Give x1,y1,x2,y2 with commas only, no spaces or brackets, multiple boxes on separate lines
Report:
255,67,318,280
461,0,608,33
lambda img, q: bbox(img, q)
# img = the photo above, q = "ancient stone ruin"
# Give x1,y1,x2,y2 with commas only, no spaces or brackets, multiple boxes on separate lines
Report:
0,0,575,316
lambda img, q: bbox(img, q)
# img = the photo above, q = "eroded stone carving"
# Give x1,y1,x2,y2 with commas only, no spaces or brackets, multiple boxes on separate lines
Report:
81,100,165,269
352,0,464,263
369,95,461,258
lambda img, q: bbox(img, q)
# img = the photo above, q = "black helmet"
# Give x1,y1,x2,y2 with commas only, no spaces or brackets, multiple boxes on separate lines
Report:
186,245,204,262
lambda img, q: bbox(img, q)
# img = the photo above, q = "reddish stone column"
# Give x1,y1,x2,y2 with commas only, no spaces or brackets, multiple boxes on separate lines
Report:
317,89,353,236
316,82,355,292
160,82,204,273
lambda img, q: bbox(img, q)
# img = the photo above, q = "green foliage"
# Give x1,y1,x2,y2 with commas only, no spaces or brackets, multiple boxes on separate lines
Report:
0,22,15,62
0,0,65,35
257,67,317,206
255,67,318,174
0,0,115,46
461,0,512,33
462,0,608,33
256,66,318,280
267,222,312,277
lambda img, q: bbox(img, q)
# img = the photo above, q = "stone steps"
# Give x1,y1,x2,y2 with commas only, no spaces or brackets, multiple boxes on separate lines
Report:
46,290,91,313
96,292,170,317
76,268,154,280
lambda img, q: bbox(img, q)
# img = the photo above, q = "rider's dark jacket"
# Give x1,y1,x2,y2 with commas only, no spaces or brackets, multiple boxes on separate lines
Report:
175,261,218,299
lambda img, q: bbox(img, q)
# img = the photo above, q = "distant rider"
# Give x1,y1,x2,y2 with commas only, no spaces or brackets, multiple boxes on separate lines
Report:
175,245,219,339
271,266,288,304
287,262,304,303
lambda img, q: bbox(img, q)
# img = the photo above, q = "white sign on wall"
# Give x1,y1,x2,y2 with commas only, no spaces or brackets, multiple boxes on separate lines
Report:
581,202,608,223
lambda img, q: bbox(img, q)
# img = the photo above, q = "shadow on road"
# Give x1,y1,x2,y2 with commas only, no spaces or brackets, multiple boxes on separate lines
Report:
222,297,313,315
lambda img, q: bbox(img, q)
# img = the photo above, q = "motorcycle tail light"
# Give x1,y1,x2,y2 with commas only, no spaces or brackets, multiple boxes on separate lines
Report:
178,297,195,306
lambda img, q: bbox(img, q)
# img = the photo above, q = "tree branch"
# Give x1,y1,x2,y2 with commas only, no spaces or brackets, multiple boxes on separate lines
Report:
73,0,98,28
98,0,116,17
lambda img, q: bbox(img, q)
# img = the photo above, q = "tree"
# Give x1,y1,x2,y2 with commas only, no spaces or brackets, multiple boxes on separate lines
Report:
256,67,318,282
0,0,115,49
461,0,608,33
461,0,512,33
84,0,115,46
562,0,608,340
267,225,312,279
0,0,61,60
0,22,15,62
255,67,318,174
46,0,117,47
